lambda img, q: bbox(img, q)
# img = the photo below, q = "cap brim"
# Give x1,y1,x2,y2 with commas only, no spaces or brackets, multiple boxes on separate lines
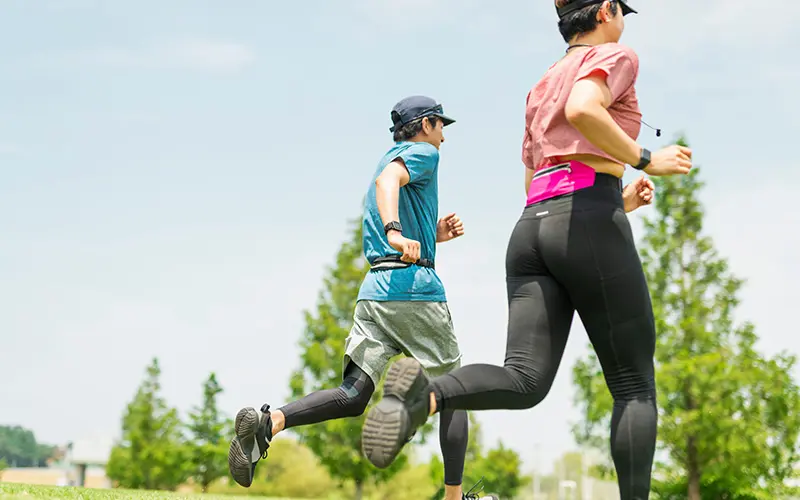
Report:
389,113,455,132
619,0,637,15
434,114,456,127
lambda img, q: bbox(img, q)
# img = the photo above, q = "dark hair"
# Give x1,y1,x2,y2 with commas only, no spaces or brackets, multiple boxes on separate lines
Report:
392,115,441,142
556,0,618,43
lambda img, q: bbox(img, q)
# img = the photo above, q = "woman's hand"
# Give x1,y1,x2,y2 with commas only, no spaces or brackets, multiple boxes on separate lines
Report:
623,174,655,213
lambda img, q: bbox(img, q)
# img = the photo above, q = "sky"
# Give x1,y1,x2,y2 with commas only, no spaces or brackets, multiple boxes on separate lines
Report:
1,0,800,478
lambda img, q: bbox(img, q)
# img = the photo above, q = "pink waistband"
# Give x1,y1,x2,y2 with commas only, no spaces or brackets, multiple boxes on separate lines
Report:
526,161,597,206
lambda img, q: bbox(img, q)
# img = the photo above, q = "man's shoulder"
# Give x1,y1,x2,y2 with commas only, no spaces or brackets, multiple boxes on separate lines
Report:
408,142,439,161
386,141,440,163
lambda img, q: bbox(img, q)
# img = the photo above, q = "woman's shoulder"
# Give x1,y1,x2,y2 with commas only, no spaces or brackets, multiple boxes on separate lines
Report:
587,42,639,63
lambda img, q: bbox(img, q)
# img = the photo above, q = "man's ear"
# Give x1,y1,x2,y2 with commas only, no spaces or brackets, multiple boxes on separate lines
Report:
421,117,432,134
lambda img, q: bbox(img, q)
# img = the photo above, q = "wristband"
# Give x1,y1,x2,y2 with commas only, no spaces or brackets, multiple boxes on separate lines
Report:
632,148,651,171
384,221,402,234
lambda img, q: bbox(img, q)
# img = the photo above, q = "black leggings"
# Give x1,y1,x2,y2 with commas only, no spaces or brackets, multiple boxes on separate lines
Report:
279,362,469,486
430,174,657,500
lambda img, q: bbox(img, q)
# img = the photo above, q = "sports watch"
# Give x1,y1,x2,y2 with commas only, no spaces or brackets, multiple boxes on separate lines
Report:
632,147,651,171
384,221,402,234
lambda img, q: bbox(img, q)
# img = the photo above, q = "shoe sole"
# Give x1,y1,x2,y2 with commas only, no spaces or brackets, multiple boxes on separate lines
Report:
228,407,260,487
362,357,424,469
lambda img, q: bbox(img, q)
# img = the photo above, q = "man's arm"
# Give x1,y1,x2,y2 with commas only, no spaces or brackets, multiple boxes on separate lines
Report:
375,160,420,263
375,160,411,227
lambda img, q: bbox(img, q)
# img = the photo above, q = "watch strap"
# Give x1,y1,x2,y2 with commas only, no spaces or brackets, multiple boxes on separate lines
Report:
384,221,402,234
632,147,651,171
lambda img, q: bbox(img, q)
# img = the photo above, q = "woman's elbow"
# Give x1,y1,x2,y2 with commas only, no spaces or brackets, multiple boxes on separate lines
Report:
564,99,592,126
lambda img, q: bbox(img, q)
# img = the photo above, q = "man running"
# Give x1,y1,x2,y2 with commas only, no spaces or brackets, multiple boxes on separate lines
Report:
227,95,498,500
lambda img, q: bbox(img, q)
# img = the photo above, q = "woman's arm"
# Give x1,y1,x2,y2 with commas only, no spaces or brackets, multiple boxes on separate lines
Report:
524,167,534,196
564,75,641,166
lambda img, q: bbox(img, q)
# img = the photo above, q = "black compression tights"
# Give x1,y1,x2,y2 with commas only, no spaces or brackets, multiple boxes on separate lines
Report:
279,362,469,486
429,176,658,500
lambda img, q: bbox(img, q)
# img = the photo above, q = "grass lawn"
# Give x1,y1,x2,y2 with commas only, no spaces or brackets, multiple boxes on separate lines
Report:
0,483,307,500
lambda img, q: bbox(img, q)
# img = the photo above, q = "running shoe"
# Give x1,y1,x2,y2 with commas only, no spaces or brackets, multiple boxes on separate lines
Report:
463,478,500,499
227,403,273,487
362,357,432,469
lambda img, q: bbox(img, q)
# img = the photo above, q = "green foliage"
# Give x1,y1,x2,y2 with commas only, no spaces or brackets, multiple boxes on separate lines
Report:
429,413,529,498
0,425,55,467
365,454,438,500
0,457,7,478
187,373,230,493
106,358,191,491
288,218,431,498
571,137,800,498
208,437,342,498
651,473,781,500
470,443,529,498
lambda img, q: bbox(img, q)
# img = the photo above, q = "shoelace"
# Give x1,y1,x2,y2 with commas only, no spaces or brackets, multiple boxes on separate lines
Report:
463,477,485,499
259,403,272,459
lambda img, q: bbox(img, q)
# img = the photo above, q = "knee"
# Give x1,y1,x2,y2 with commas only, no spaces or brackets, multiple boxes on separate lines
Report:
338,363,376,417
606,371,656,402
338,389,371,417
439,410,469,444
516,390,548,409
505,364,553,409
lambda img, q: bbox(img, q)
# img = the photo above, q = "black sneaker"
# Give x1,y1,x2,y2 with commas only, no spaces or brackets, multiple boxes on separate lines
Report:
228,403,273,487
362,357,431,469
465,493,500,500
463,478,500,499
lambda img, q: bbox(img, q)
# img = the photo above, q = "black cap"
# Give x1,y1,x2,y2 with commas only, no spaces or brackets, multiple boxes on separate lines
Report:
556,0,637,18
389,96,456,133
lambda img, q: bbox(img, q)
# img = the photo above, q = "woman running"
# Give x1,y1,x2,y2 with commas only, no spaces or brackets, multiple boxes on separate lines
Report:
360,1,692,499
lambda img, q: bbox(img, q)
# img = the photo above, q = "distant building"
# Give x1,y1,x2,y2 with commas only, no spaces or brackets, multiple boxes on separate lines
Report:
1,436,113,489
0,465,109,488
64,438,114,487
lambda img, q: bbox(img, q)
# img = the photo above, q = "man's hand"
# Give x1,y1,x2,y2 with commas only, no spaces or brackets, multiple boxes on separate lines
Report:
387,230,421,263
623,174,655,213
436,213,465,243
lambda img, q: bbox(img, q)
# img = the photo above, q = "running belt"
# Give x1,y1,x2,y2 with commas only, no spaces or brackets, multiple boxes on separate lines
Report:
370,255,435,271
527,161,623,206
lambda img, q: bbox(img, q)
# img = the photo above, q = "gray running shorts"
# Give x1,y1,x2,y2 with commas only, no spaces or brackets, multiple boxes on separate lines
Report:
343,300,462,386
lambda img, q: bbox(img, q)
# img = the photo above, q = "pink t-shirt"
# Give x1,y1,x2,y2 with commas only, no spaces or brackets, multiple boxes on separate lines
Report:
522,42,642,172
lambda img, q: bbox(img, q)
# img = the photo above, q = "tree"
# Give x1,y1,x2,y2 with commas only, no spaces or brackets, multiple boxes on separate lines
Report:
471,443,529,498
288,218,429,500
0,457,7,479
429,413,530,499
107,358,191,491
0,425,55,467
571,138,800,500
369,456,438,500
187,372,230,493
208,437,342,498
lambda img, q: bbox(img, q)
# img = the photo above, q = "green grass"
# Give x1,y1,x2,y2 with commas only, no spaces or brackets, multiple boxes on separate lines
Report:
0,483,306,500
